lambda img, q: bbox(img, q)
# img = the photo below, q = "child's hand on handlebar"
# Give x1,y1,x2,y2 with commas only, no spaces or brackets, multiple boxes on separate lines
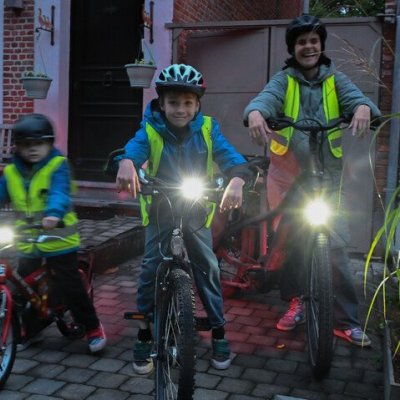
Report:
349,105,371,136
219,177,245,212
248,110,275,146
42,216,61,229
116,159,141,198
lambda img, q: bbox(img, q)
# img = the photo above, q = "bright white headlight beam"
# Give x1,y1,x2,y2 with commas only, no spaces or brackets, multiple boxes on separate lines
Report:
304,199,331,226
181,178,205,200
0,227,14,244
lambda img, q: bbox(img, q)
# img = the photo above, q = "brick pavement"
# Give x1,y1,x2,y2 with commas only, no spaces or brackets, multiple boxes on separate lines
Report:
1,248,385,399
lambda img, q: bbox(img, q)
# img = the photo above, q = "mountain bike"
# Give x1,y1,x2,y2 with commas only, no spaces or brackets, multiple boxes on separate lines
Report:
0,223,93,389
124,170,223,399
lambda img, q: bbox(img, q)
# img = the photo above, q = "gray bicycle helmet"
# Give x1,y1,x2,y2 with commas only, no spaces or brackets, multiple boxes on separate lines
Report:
285,14,327,54
155,64,206,97
13,113,55,143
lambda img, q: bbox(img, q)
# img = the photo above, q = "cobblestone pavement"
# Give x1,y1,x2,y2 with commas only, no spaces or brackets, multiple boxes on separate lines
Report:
1,249,385,400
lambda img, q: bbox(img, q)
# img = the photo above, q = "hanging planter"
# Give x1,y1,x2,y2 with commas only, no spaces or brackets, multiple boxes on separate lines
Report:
124,38,157,88
125,60,157,88
21,72,52,99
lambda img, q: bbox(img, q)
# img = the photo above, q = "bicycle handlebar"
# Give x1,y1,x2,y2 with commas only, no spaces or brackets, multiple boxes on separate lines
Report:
16,221,66,232
266,114,353,133
138,170,225,201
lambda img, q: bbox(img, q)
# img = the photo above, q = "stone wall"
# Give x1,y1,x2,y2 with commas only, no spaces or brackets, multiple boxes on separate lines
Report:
3,0,34,123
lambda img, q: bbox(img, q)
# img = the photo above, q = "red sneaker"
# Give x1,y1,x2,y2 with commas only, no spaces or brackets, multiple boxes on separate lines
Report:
276,297,306,331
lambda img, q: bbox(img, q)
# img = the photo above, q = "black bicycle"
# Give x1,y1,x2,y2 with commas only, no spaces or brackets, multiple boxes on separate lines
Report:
124,170,223,399
265,114,355,378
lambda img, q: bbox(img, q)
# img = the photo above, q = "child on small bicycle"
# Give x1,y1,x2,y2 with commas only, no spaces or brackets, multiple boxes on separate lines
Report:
115,64,252,373
243,15,381,346
0,113,106,353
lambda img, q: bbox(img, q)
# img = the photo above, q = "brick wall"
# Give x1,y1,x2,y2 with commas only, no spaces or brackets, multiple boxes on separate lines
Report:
173,0,302,63
174,0,302,22
3,0,35,124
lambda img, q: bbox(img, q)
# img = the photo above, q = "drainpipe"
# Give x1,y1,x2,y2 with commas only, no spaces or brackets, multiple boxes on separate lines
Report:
303,0,310,14
386,1,400,250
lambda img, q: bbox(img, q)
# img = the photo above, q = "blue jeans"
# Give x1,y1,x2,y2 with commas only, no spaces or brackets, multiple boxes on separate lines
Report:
136,217,226,328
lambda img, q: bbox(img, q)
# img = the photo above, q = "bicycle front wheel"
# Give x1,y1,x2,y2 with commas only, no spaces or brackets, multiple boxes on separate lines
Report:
155,268,196,400
305,232,334,379
0,288,17,389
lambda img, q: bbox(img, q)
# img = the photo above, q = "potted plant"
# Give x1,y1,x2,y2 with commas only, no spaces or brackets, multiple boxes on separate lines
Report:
21,71,52,99
124,38,157,88
125,58,157,88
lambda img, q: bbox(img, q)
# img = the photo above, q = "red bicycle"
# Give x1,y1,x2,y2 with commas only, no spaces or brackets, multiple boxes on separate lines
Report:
213,155,272,298
0,223,93,389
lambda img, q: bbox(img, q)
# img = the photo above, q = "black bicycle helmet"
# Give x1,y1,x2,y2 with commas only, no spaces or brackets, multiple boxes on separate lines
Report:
13,113,55,143
285,14,327,54
155,64,206,97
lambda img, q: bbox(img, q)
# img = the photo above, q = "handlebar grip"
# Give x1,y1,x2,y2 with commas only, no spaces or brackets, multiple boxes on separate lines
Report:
17,220,66,231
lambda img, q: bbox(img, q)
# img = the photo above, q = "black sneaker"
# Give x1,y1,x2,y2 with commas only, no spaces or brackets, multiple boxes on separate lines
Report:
17,332,44,352
132,340,153,374
211,338,231,370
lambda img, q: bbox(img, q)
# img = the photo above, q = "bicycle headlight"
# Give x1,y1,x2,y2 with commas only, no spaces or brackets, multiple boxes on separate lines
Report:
304,199,331,226
0,227,15,244
181,178,204,200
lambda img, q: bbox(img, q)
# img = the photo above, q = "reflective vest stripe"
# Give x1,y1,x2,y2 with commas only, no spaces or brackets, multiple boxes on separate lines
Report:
146,122,164,176
201,116,217,228
323,76,342,158
139,116,215,227
3,156,80,255
270,75,343,158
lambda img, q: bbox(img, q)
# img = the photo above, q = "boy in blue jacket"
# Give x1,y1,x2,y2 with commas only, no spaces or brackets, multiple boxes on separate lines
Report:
116,64,250,373
0,113,106,353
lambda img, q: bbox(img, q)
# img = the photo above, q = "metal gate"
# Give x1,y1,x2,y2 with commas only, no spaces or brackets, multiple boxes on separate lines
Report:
170,18,382,253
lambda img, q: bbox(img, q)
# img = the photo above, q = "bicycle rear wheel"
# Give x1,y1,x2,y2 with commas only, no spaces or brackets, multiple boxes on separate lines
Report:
0,288,17,389
305,232,334,379
155,268,196,400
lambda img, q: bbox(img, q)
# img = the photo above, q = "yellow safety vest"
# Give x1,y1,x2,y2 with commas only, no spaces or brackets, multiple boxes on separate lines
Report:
270,75,342,158
3,156,80,255
139,116,216,227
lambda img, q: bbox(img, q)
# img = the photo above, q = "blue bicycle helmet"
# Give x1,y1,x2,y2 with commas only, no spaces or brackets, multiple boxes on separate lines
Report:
155,64,206,97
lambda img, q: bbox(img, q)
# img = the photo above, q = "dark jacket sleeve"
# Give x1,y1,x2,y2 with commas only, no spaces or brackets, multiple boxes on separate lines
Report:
46,159,74,218
334,71,381,117
210,117,253,181
0,176,10,206
243,71,288,124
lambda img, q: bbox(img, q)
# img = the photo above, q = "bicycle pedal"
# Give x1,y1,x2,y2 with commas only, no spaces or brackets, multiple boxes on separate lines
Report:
195,317,211,331
123,311,149,322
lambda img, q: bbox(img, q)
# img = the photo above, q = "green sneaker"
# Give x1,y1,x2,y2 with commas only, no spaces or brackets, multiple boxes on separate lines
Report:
132,340,153,374
211,338,231,370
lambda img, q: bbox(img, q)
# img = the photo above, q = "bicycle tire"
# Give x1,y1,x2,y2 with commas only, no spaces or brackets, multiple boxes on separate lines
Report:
305,232,334,379
0,289,17,389
155,268,196,400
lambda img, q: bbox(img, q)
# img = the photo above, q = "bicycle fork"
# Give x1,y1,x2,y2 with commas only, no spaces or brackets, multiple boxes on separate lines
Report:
0,266,13,347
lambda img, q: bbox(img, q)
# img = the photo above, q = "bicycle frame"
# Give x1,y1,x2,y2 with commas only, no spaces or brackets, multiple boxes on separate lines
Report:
266,114,352,379
124,171,223,399
0,225,92,389
214,155,271,296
